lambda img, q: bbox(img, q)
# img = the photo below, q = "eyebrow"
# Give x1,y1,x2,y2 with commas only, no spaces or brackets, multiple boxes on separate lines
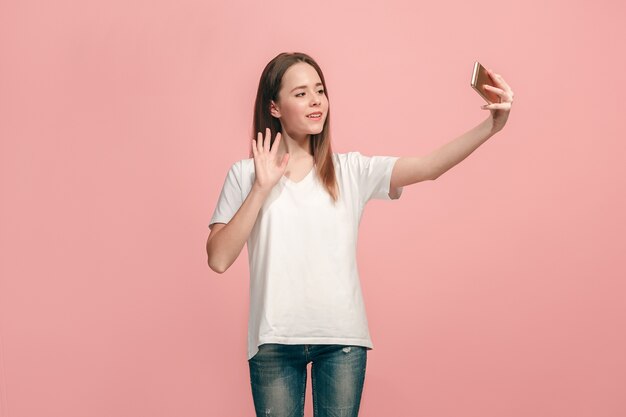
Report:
290,82,323,93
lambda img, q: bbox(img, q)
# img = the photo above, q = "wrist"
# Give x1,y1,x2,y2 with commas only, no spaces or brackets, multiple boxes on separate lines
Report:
485,115,502,134
252,181,273,196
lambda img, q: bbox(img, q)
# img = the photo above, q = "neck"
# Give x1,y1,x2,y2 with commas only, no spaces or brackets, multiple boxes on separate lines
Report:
278,130,312,160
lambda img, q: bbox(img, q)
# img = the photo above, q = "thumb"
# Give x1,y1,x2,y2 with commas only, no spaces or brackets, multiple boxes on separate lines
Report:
280,153,289,170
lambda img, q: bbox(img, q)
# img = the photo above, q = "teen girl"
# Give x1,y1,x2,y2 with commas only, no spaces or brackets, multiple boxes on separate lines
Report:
206,52,513,417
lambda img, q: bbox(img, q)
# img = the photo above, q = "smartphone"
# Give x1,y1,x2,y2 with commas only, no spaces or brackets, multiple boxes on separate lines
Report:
471,61,499,103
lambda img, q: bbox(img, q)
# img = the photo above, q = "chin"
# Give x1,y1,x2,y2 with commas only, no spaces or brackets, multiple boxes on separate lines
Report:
310,126,324,135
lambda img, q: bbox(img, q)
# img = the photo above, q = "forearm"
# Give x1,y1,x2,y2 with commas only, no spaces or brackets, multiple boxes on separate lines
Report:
207,185,270,273
428,116,499,179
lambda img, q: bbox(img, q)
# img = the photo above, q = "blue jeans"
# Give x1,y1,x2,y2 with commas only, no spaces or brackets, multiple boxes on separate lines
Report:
248,343,368,417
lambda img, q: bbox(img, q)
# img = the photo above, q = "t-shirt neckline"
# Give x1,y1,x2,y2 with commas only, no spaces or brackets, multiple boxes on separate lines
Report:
280,165,316,187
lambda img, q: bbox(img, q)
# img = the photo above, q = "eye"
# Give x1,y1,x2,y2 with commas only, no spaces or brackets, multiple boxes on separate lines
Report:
295,89,324,97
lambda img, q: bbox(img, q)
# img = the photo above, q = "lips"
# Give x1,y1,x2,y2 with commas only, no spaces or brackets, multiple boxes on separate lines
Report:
306,112,323,118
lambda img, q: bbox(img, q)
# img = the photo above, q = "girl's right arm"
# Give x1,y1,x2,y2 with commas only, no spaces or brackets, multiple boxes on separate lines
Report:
206,185,269,273
206,128,289,274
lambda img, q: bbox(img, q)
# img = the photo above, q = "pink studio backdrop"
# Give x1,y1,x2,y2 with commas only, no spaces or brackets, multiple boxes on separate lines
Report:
1,0,625,416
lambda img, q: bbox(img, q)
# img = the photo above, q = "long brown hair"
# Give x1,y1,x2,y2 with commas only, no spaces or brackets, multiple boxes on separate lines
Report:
250,52,339,202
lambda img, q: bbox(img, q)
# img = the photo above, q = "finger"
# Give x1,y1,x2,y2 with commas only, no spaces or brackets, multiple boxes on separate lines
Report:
483,84,506,102
489,70,512,92
487,69,503,85
252,139,258,156
257,131,264,154
270,132,281,155
486,85,515,103
484,85,508,102
482,102,511,110
264,127,271,153
493,73,510,90
483,84,505,96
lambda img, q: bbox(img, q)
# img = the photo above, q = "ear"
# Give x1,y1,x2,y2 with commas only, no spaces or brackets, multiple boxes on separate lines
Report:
270,100,281,118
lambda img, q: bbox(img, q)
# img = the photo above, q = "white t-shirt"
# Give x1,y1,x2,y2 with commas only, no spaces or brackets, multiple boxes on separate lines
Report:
209,151,403,360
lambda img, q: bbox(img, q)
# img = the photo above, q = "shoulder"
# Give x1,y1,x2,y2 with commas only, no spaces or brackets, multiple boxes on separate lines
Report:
218,158,255,192
237,157,254,172
232,158,256,191
333,151,366,166
334,151,379,173
226,157,254,175
230,157,254,168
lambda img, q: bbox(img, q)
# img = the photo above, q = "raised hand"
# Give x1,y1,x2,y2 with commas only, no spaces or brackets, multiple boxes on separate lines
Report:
252,128,289,192
481,68,514,132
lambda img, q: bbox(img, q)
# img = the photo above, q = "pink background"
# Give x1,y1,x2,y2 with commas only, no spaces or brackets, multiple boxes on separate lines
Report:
1,0,625,416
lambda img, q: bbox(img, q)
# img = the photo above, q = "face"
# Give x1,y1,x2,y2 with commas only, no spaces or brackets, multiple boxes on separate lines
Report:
270,62,329,139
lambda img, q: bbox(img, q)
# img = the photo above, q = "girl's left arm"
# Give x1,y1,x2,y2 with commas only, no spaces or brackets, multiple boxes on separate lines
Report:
390,68,514,188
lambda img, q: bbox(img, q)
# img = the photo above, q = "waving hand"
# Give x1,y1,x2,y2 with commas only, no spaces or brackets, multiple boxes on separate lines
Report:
252,128,289,192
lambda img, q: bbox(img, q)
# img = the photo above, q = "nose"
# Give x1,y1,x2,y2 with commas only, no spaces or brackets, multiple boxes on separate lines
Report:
311,92,321,106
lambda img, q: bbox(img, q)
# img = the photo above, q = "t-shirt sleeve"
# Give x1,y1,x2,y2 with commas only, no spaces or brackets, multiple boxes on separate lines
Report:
350,151,403,205
208,161,244,228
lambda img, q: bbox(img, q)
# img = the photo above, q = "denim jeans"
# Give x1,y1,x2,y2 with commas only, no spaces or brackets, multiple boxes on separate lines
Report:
248,343,368,417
